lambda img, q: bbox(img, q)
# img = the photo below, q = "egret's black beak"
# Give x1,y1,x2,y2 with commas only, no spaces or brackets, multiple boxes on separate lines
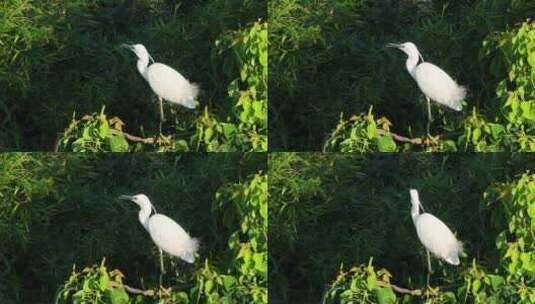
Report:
386,43,401,49
121,44,135,52
418,201,425,212
118,195,133,201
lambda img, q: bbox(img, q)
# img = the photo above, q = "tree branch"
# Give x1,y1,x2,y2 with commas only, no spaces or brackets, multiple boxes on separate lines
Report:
376,281,462,296
109,129,156,144
53,129,157,152
376,129,424,145
108,281,155,296
376,281,422,296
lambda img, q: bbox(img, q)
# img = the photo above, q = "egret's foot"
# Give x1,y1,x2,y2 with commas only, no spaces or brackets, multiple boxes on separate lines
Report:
423,134,439,146
155,134,171,145
157,286,172,297
424,286,440,297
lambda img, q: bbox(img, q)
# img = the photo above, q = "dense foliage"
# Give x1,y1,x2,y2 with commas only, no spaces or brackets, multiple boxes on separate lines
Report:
1,0,266,151
0,153,266,303
268,153,535,302
269,0,535,151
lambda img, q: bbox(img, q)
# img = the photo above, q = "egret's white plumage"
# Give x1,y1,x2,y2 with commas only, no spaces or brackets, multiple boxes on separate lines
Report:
124,44,199,109
415,63,465,112
410,189,462,266
147,63,199,109
119,194,199,266
148,214,198,263
388,42,466,112
122,43,198,134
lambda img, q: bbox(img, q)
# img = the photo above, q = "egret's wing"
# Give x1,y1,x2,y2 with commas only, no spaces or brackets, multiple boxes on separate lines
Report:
415,62,465,111
147,63,199,109
148,214,198,263
415,213,461,265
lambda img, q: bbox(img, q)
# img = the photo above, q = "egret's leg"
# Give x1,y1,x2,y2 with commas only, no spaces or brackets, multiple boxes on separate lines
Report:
159,249,165,274
158,97,165,134
158,97,165,122
159,249,165,286
426,249,433,286
426,97,433,136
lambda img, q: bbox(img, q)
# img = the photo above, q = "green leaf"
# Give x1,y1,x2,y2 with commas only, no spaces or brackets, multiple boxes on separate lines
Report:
260,201,268,219
98,272,109,291
366,272,376,290
472,128,482,143
253,252,267,273
528,51,535,68
99,120,109,138
259,51,267,67
472,279,481,293
222,123,237,139
205,279,214,294
528,204,535,219
521,109,535,121
489,123,505,140
108,135,129,152
82,127,90,140
174,139,189,151
375,287,396,304
488,275,505,291
221,275,237,292
204,127,214,142
376,135,396,152
366,122,376,139
107,287,129,304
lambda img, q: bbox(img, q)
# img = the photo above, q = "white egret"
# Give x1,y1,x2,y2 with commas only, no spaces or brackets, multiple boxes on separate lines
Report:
119,194,199,280
122,44,199,133
409,189,462,285
388,42,466,137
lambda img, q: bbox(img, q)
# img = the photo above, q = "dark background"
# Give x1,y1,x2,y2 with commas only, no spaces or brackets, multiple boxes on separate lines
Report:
1,0,266,150
0,152,266,303
269,0,535,150
268,153,535,302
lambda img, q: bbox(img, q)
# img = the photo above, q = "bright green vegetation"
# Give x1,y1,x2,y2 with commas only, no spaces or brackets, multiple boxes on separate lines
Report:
269,0,535,151
269,153,535,303
1,0,267,151
0,153,267,303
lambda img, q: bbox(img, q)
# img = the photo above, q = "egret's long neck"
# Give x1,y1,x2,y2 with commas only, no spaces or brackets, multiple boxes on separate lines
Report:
138,205,152,231
410,202,420,222
409,189,421,222
137,57,150,81
405,53,420,79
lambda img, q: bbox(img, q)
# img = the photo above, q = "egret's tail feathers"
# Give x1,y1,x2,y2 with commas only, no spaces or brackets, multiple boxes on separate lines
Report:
445,255,460,266
457,240,464,253
179,238,200,264
180,252,196,264
190,83,200,100
444,240,463,265
180,83,200,109
448,85,466,111
181,98,199,109
191,237,200,252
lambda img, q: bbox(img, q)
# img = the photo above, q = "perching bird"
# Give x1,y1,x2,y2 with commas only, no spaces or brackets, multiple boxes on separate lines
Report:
409,189,462,286
388,42,466,137
122,44,199,133
119,194,199,279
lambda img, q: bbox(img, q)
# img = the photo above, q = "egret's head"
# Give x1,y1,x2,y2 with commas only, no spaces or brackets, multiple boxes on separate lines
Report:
387,42,424,62
409,189,425,213
119,194,153,211
121,43,154,63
